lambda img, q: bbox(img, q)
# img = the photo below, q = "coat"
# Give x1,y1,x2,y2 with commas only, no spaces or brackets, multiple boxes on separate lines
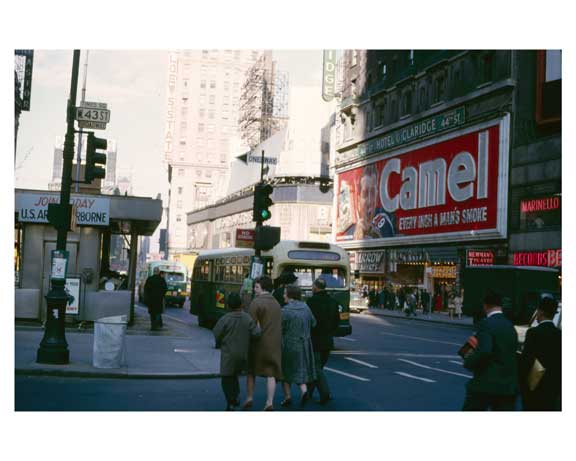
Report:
213,311,261,376
519,321,561,410
247,292,283,379
306,290,340,352
144,274,167,314
464,312,519,396
281,300,317,384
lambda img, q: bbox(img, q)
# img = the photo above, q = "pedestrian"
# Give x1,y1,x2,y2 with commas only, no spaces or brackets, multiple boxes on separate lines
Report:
279,285,317,408
243,275,283,411
272,270,297,307
461,290,519,411
421,289,431,315
405,289,417,317
306,278,340,404
454,290,463,320
519,297,561,411
434,291,442,312
143,267,167,331
213,293,261,411
448,291,456,319
398,289,406,313
240,273,253,309
378,286,387,309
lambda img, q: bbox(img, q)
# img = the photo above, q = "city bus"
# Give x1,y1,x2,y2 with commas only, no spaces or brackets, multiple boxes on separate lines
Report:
190,241,352,336
138,260,189,308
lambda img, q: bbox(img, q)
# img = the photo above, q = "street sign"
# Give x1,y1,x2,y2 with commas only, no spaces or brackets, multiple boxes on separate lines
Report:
236,228,255,248
76,101,110,130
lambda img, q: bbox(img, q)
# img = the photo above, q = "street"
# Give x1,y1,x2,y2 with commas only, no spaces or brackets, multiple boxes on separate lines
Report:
15,310,478,411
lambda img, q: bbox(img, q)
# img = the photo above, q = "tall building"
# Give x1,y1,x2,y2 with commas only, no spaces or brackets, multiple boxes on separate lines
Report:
333,50,561,296
162,49,267,257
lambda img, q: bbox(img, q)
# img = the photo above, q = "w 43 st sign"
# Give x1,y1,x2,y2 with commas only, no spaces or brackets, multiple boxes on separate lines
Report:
76,101,111,130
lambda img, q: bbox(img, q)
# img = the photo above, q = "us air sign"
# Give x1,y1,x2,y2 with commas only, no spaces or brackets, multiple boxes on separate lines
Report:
16,191,110,227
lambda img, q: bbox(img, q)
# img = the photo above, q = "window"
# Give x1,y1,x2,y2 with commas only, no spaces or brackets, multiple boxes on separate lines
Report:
252,51,259,61
178,169,184,177
366,110,372,132
178,187,183,194
351,50,358,67
176,215,182,222
536,50,561,126
208,111,215,119
401,89,412,117
210,80,216,89
199,108,205,117
196,170,202,177
419,86,427,111
181,107,188,117
183,79,189,88
478,52,493,85
222,111,229,120
181,97,188,105
206,169,212,178
200,79,206,89
177,200,182,208
207,124,215,133
234,50,241,60
179,152,185,161
209,95,215,104
180,121,187,131
381,62,387,80
433,76,445,104
179,137,186,146
202,50,208,59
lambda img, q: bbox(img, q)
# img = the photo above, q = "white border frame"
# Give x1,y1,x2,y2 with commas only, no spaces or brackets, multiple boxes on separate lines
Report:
337,114,510,250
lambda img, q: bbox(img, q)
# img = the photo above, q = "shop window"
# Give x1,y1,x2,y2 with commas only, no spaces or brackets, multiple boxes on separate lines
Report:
536,50,561,126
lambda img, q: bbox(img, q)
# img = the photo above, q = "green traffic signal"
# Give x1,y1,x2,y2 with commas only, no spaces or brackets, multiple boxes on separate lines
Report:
253,182,273,223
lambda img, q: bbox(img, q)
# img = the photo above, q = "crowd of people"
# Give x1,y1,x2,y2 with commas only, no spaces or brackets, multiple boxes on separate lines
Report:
361,285,463,319
213,275,340,411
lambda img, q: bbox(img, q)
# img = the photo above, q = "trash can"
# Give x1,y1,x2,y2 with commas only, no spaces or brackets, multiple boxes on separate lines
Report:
92,315,128,368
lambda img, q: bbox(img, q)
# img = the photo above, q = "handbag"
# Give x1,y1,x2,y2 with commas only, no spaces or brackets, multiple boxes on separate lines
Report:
528,358,546,391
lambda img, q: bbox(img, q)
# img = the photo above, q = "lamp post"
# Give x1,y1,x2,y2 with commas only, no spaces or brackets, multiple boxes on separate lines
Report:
37,50,81,364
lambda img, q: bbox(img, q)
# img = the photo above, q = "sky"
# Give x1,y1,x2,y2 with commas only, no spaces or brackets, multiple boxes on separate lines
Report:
14,49,332,199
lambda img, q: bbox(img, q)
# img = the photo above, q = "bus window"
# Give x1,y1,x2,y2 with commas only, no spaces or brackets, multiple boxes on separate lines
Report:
280,266,347,289
166,272,185,283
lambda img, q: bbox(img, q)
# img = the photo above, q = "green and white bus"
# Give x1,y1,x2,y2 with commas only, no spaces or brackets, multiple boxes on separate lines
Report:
190,241,352,336
138,261,189,308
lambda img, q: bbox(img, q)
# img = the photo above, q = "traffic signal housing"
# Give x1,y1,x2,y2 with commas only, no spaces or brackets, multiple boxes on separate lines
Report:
85,132,107,183
47,203,72,232
253,183,273,223
255,225,281,251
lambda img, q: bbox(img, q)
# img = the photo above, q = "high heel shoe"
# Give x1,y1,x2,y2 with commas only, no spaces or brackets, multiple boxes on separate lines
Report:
241,399,253,410
263,404,274,411
280,398,292,407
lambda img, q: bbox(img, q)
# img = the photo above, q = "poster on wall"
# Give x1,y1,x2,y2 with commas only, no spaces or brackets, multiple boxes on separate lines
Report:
335,117,509,247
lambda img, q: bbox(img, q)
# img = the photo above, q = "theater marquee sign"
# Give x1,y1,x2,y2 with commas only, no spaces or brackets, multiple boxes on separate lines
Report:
335,115,510,248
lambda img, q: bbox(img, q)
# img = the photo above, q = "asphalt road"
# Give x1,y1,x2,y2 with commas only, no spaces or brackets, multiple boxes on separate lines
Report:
15,309,479,411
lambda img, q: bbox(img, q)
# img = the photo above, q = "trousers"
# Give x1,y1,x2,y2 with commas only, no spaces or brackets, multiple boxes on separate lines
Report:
149,312,163,329
308,350,331,399
221,375,240,404
462,391,517,411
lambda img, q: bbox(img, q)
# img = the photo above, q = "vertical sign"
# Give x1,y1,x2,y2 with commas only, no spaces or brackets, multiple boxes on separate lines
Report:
322,50,337,102
15,50,34,111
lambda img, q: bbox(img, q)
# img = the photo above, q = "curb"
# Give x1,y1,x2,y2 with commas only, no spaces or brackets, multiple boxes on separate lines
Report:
15,367,220,380
365,310,474,329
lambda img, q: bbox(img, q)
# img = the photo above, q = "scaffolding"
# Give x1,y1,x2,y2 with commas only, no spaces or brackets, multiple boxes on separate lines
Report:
239,52,289,149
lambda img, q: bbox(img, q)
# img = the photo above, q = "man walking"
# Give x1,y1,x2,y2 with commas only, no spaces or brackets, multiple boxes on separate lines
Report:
144,268,167,331
243,275,283,411
306,278,340,404
519,297,561,411
462,290,519,411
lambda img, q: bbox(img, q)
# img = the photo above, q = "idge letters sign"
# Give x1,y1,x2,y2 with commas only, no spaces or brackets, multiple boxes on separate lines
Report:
335,116,510,247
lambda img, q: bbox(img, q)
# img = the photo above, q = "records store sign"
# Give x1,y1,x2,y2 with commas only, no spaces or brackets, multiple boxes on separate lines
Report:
335,116,510,248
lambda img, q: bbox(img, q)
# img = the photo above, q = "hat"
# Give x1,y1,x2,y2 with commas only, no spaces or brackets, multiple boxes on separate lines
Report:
538,297,558,317
279,271,297,284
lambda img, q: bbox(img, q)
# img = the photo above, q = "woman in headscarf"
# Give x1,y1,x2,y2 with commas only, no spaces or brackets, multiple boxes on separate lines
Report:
280,284,317,407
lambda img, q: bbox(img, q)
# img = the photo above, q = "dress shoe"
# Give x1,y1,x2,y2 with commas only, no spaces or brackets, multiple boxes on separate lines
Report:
263,404,274,411
280,398,292,407
300,392,309,407
241,400,253,410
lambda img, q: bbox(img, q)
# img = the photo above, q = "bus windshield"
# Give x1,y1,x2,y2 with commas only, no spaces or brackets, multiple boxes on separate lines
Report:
165,272,185,283
279,266,347,288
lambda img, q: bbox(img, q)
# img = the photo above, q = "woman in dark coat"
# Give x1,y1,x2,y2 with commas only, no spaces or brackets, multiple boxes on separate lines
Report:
280,285,317,407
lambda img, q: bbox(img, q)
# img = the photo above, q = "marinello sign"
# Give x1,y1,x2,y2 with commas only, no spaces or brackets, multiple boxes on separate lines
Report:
16,192,110,226
335,116,509,247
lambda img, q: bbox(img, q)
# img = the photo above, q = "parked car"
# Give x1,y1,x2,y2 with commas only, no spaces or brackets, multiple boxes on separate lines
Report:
350,291,369,313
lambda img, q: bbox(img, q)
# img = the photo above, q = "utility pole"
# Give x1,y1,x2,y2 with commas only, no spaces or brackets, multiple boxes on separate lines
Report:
74,50,89,193
37,50,81,364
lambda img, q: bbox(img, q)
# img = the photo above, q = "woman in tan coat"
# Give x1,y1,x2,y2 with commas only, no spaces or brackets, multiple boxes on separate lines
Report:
243,275,283,411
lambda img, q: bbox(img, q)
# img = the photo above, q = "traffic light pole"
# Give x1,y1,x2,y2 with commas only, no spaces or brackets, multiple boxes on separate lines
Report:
254,149,265,259
37,50,81,364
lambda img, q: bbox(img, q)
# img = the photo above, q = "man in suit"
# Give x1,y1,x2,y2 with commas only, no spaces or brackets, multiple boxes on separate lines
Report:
462,290,519,411
306,278,341,404
519,297,562,411
144,268,168,331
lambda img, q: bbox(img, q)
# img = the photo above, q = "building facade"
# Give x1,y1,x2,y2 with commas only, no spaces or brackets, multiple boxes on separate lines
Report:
162,49,267,257
333,50,561,298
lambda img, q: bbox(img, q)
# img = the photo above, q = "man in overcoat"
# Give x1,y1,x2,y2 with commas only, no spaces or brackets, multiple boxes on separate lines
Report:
213,293,261,410
144,268,168,331
243,275,283,411
462,290,519,411
306,278,340,404
519,297,562,411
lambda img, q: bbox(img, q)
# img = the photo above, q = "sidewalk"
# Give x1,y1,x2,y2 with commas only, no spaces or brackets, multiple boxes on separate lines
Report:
366,307,474,327
15,307,220,379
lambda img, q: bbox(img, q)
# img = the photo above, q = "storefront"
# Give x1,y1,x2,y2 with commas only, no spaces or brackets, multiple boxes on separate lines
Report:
335,113,511,308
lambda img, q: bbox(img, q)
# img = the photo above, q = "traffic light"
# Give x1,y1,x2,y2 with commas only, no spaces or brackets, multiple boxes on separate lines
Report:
47,203,72,231
253,183,273,222
255,225,281,251
85,132,107,183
